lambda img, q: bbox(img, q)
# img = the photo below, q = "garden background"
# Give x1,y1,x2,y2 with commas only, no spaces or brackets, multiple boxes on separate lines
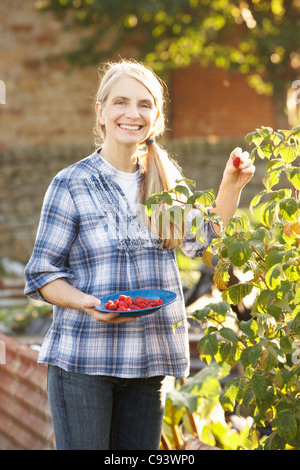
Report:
0,0,299,451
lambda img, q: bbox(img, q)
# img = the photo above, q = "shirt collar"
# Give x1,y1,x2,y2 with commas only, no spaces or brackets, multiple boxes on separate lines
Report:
95,148,143,180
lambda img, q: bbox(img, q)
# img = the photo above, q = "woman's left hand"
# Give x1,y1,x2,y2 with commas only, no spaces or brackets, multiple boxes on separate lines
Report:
222,147,255,190
212,147,256,233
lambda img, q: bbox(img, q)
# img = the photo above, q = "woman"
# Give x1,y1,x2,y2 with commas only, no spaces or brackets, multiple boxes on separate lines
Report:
24,60,255,450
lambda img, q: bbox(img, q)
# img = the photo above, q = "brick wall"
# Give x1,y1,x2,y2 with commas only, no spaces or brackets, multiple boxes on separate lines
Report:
0,0,278,152
0,333,54,450
0,0,97,150
170,64,276,139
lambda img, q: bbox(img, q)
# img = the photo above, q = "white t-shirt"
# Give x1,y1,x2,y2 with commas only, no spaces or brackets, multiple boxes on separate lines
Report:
99,155,139,207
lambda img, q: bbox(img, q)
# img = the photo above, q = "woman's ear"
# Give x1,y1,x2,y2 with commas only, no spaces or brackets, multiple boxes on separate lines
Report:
96,101,105,125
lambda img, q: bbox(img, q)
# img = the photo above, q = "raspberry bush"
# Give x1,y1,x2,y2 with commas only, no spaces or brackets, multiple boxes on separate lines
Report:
147,126,300,450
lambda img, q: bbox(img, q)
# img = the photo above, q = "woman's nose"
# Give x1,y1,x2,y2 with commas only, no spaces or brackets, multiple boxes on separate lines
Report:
125,105,140,119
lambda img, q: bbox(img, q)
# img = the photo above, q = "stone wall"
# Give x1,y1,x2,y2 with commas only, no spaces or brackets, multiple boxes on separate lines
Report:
0,138,267,264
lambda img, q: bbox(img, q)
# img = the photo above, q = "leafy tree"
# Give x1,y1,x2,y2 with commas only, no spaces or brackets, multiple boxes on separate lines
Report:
148,125,300,449
37,0,300,116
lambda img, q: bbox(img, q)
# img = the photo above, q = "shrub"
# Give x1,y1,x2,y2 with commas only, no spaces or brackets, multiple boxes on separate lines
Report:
148,125,300,450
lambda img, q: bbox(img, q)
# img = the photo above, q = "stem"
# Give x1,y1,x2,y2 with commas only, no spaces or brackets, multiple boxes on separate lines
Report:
186,410,200,439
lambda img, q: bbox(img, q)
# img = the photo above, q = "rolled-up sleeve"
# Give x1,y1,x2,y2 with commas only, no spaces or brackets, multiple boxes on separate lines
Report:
24,176,78,301
181,208,219,258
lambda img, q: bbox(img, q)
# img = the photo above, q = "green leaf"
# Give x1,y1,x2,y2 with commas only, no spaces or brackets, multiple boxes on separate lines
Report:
217,341,240,365
240,343,261,369
225,215,249,235
145,194,157,216
176,177,196,187
263,431,286,450
273,411,298,440
157,191,173,206
249,189,270,211
250,370,270,401
265,263,282,290
173,184,190,199
278,197,298,221
213,262,231,290
257,142,273,159
219,327,239,345
256,386,276,415
265,250,285,269
222,283,253,305
266,304,282,321
287,167,300,190
245,130,264,146
197,333,218,364
187,189,215,207
166,390,199,414
274,368,295,390
261,346,278,373
227,240,252,267
239,319,258,339
283,260,300,282
278,142,299,163
255,289,275,313
219,381,240,412
262,169,281,190
269,188,292,202
262,201,277,226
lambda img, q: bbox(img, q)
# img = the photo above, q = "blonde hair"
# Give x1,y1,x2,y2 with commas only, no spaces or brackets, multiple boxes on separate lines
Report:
94,59,185,249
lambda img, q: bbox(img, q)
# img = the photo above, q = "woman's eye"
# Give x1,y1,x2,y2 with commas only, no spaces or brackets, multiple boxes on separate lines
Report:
140,103,151,109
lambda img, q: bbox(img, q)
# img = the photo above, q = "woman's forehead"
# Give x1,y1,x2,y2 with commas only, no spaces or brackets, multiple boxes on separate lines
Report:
107,75,155,102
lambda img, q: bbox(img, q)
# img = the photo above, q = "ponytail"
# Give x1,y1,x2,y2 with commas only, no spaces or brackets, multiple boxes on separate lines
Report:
139,141,186,250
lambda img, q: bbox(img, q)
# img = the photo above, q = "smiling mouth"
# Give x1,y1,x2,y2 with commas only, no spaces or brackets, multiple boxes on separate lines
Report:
118,124,142,131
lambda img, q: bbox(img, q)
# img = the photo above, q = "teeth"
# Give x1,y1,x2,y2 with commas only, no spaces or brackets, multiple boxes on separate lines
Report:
119,124,141,130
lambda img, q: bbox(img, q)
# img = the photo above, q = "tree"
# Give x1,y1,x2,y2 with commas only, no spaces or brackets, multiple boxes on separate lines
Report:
37,0,300,122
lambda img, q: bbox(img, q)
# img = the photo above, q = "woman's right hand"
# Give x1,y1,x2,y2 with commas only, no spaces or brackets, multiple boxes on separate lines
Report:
82,294,139,324
40,279,138,324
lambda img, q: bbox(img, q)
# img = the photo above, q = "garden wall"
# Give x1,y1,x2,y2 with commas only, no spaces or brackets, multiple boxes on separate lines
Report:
1,138,267,264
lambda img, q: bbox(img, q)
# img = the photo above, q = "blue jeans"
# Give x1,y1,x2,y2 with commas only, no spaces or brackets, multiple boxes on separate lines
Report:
47,365,167,450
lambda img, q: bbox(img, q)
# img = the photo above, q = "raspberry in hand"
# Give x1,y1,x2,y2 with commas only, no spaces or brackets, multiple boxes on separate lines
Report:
233,157,241,168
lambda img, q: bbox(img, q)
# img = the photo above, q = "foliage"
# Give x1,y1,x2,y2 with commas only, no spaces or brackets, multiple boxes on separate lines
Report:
36,0,300,97
149,125,300,450
161,362,260,450
0,303,52,332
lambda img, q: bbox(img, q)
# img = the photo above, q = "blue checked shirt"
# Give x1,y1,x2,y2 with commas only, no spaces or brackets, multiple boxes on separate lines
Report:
24,150,218,378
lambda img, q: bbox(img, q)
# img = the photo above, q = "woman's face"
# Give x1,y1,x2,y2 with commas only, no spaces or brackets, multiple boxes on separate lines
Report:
97,75,159,149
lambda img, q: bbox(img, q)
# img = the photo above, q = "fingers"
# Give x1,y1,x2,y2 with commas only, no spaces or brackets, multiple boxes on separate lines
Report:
82,294,138,323
85,304,138,324
230,147,255,174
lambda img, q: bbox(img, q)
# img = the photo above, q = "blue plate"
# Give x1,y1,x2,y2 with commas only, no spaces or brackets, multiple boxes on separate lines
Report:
94,289,177,317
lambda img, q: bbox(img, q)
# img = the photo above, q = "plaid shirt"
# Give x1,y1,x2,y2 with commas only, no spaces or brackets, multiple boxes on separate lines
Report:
24,150,217,378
